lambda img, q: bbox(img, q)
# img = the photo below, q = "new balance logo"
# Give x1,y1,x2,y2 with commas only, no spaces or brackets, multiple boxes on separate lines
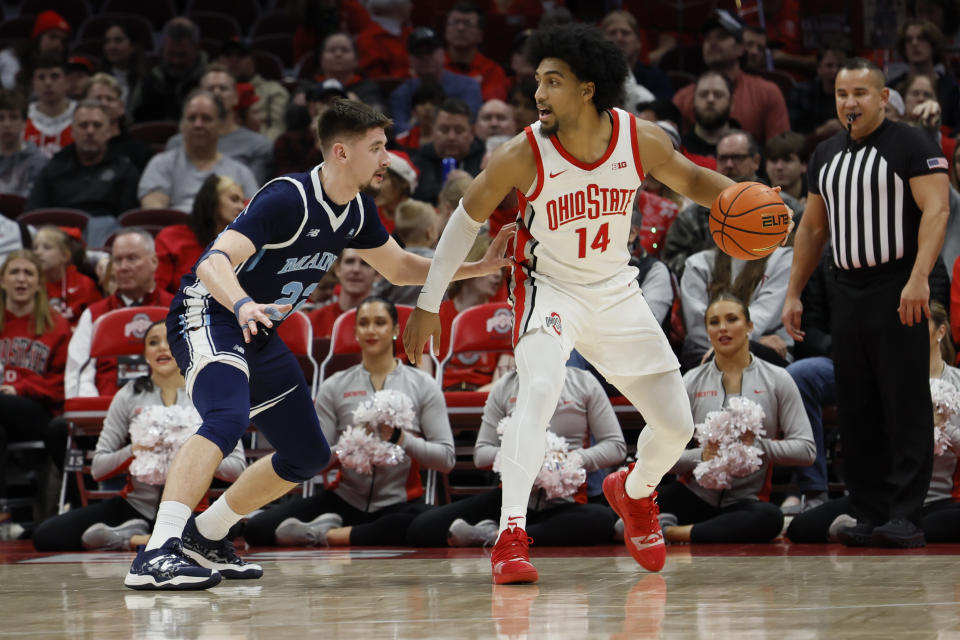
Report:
232,344,245,354
306,228,321,237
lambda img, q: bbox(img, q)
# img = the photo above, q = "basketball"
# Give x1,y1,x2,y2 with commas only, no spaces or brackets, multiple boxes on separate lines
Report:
709,182,791,260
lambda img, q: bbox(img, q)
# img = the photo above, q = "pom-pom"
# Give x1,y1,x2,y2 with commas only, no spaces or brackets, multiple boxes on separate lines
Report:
930,379,960,456
335,390,415,474
534,431,586,500
128,405,202,485
692,397,766,490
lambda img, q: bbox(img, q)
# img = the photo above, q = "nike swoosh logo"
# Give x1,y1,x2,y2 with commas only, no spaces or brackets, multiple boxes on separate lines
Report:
754,389,765,394
630,535,665,550
549,170,567,178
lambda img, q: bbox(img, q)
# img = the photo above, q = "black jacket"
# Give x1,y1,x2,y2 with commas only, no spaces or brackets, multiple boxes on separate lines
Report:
411,138,485,205
25,145,140,218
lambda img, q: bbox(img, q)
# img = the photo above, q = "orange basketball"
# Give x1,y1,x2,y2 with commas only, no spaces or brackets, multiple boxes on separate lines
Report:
709,182,790,260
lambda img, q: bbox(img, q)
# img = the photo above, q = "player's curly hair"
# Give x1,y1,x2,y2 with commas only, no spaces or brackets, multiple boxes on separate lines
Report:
524,23,627,113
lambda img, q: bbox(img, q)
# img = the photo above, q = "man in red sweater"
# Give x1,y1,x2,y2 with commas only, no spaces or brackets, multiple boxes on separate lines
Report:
64,229,173,398
443,2,507,102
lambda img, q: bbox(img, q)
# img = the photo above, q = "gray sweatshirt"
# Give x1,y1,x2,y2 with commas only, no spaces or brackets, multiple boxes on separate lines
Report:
675,356,816,508
475,367,627,511
92,383,246,520
929,364,960,503
681,246,794,357
315,361,454,512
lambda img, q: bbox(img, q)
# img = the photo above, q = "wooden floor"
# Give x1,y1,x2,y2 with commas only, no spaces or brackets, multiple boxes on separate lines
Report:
1,541,959,639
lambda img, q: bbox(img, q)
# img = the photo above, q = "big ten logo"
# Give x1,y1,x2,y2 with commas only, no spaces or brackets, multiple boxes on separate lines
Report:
761,212,790,228
610,161,628,170
124,312,154,339
486,308,513,335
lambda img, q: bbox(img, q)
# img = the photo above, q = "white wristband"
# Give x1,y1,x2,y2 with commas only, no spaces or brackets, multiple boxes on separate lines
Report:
416,200,483,313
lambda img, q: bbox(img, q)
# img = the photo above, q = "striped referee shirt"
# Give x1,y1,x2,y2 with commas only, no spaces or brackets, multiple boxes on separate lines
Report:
808,119,947,271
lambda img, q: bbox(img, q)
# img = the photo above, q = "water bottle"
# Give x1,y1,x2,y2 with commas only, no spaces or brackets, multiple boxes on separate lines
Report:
441,157,458,183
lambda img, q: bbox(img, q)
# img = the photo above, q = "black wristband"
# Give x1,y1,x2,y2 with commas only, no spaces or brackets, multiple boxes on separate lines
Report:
388,427,402,444
233,296,253,322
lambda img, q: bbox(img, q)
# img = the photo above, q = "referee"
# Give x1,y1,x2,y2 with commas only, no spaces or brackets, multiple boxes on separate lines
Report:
782,58,950,548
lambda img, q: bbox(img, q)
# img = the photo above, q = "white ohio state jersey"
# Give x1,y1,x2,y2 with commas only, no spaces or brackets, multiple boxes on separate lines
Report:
517,107,644,285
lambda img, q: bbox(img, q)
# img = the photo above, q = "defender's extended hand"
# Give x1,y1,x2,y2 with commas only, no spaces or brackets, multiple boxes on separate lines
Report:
478,222,517,274
403,307,442,366
238,302,292,343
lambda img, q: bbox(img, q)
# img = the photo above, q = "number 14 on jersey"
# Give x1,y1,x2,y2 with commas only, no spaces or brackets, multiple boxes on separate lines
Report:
575,222,610,258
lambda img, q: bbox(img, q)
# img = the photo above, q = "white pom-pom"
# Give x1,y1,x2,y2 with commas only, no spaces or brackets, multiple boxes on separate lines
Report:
128,404,202,485
534,433,586,499
352,389,416,432
692,398,766,490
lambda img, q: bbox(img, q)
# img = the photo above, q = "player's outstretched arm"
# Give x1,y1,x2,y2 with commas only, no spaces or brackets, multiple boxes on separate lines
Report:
782,193,830,341
636,119,735,208
196,229,292,343
402,135,535,366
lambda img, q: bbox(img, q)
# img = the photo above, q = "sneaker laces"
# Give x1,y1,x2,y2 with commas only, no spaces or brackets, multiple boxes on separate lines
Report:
492,528,533,564
623,493,661,534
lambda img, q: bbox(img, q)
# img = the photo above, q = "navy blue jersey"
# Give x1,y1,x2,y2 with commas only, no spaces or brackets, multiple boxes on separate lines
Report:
171,165,390,331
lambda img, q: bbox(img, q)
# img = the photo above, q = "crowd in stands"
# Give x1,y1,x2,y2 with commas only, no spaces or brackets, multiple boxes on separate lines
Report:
1,0,960,552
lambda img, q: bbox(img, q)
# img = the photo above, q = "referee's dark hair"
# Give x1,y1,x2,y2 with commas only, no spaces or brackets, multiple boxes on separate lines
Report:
316,98,393,152
840,57,886,85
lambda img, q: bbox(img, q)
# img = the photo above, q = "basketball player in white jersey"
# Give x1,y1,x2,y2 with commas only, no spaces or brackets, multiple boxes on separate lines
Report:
404,23,742,584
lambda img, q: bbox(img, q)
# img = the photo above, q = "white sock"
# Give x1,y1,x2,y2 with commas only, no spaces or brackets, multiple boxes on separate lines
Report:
195,496,245,541
625,468,658,499
499,510,527,535
145,501,192,551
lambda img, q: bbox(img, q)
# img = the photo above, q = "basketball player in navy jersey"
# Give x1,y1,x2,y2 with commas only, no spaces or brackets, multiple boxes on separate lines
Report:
124,99,512,590
404,24,766,584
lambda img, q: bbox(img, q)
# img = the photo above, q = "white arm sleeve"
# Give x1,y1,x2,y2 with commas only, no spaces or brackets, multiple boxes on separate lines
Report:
416,200,482,313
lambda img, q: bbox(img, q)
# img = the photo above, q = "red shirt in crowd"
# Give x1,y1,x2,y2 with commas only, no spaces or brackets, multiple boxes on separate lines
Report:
46,264,101,326
674,71,790,143
635,190,680,258
445,51,508,101
308,301,347,340
86,289,174,397
155,224,205,294
0,309,70,410
356,23,412,80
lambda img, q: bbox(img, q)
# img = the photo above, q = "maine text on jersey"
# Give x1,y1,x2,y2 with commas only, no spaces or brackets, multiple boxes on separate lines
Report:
277,251,337,274
546,185,638,230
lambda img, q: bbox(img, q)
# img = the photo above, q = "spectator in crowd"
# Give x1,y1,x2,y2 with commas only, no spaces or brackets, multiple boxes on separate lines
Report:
435,172,473,237
395,83,443,150
0,214,31,265
308,248,380,339
138,91,259,213
33,226,99,326
32,321,246,552
437,235,510,392
765,131,808,204
354,0,412,80
885,87,907,121
373,199,437,306
657,294,815,544
680,71,734,169
474,99,515,142
673,10,790,144
0,250,70,527
408,365,624,547
26,101,141,245
390,27,483,134
629,210,675,327
133,18,206,123
64,229,174,399
600,10,674,105
508,29,535,89
314,33,383,114
154,174,246,294
887,19,960,133
662,130,803,278
680,238,794,370
375,151,418,234
507,76,538,133
443,2,507,101
24,55,75,159
164,64,273,184
788,48,846,136
84,73,153,173
218,38,290,143
788,301,960,544
411,98,485,204
244,297,454,547
65,57,94,101
0,89,47,197
272,81,340,177
235,83,264,134
290,0,374,66
99,22,147,118
742,25,770,74
898,73,954,167
0,10,70,91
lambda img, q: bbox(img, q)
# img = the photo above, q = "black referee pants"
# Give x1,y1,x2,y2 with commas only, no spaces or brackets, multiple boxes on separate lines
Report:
831,268,933,525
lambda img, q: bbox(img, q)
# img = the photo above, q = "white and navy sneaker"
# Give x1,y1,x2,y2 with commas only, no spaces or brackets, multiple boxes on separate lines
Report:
124,538,221,590
181,516,263,579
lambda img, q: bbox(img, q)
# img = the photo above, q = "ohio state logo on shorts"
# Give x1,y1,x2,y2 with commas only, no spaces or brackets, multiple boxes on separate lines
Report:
545,312,562,336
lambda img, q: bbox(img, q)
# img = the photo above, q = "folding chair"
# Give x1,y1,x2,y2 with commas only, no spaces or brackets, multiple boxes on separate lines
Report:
186,12,242,42
274,310,319,398
102,0,176,30
0,192,25,218
59,306,171,511
128,120,179,154
187,0,261,31
250,10,297,39
18,208,90,231
118,207,192,228
78,13,154,49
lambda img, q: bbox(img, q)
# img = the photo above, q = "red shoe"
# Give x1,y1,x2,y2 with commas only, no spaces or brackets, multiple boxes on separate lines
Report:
603,465,666,572
491,525,539,584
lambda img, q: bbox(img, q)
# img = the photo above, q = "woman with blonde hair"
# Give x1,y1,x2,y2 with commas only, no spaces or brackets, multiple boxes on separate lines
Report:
0,250,70,525
32,226,100,325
